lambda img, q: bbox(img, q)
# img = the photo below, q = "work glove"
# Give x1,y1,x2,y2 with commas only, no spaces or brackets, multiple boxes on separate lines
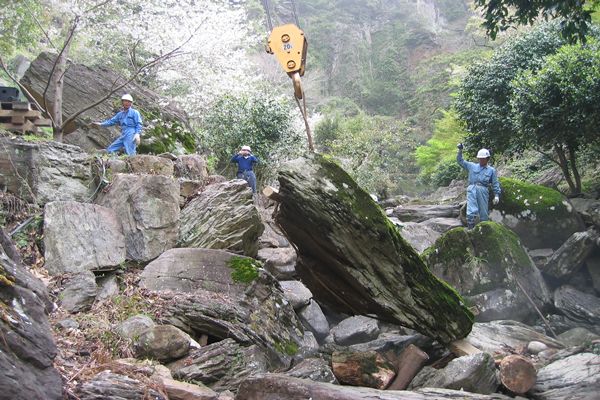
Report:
92,122,102,126
134,134,141,145
457,143,464,150
493,195,499,205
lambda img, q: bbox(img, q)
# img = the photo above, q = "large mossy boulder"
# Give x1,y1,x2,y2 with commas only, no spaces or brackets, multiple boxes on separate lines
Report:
274,155,473,344
490,178,584,249
423,222,551,322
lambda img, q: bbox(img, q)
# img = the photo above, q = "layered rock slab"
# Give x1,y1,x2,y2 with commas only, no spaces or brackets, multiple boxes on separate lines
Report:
179,180,264,257
274,155,473,343
96,173,179,261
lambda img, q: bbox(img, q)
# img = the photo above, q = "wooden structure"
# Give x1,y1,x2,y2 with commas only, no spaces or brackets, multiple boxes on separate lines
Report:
0,101,52,134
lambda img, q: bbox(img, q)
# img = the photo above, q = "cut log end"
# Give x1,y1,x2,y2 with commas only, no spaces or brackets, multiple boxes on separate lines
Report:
499,354,537,394
262,186,281,201
387,344,429,390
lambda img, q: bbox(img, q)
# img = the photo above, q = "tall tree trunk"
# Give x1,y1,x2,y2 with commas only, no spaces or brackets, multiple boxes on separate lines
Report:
554,144,577,194
567,144,582,194
51,18,78,142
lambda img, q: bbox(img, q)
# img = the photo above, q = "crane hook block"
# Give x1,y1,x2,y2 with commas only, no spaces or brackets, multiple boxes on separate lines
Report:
267,24,307,77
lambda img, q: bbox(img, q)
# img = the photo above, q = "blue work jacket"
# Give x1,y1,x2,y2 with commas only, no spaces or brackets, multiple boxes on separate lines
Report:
457,151,501,195
101,107,143,136
231,154,259,172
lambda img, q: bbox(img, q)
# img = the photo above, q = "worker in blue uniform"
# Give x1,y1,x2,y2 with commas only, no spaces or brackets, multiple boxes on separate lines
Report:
457,143,501,229
231,145,259,193
94,94,143,156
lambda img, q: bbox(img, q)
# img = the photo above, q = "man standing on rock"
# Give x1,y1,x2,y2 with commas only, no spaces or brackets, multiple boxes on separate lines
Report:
231,145,259,193
457,143,501,229
94,94,143,156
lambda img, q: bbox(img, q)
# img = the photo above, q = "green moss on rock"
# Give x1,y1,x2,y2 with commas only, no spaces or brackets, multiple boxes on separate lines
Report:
499,177,567,217
471,221,531,268
227,256,261,284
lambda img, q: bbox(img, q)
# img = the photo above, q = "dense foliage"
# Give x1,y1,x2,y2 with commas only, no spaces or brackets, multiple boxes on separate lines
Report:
201,93,304,179
456,22,600,194
474,0,600,42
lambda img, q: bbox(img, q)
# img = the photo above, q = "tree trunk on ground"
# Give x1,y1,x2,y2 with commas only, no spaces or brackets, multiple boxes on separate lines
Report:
499,355,537,394
387,344,429,390
567,144,581,194
332,351,397,389
554,144,576,194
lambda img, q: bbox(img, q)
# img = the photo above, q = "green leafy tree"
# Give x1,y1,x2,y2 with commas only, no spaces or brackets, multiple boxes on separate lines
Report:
415,109,468,183
455,22,569,155
511,40,600,194
201,93,303,180
474,0,600,42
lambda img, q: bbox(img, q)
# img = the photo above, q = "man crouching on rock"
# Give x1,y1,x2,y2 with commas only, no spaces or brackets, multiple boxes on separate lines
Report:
93,94,143,156
457,143,501,229
231,145,259,193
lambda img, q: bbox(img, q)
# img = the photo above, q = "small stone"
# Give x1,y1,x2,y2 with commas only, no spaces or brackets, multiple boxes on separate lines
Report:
56,318,79,330
527,341,548,354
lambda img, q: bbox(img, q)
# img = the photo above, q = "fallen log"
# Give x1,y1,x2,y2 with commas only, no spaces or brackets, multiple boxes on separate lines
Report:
387,344,429,390
499,355,537,394
332,350,396,389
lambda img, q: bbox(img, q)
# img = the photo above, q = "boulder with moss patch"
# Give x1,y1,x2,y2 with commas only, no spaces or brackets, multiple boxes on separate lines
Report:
423,222,551,322
274,155,473,344
489,178,585,249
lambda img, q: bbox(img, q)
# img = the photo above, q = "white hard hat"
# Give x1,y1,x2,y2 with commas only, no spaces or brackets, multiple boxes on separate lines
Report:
477,148,491,158
241,145,251,151
121,94,134,102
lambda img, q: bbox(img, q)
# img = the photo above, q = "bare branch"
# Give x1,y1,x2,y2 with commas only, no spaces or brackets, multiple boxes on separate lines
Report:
24,0,56,50
84,0,114,14
0,55,53,123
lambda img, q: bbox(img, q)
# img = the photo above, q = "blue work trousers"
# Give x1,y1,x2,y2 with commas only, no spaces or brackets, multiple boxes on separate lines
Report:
107,131,137,156
466,184,490,228
237,170,257,193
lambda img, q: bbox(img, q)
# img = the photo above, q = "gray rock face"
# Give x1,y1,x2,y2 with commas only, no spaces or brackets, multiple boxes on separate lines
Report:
174,154,209,181
331,315,380,346
116,314,155,340
21,51,189,153
59,271,98,313
76,371,166,400
0,137,91,205
541,229,599,279
96,173,179,261
391,204,461,222
169,338,269,392
179,180,264,257
235,374,513,399
0,249,62,400
280,280,312,310
140,248,250,296
257,247,297,280
424,222,551,322
557,327,600,347
389,219,441,253
43,201,126,275
570,197,600,229
420,217,463,233
409,352,499,395
133,325,191,362
96,273,119,300
298,300,330,343
165,271,304,367
465,320,563,355
286,357,338,383
531,352,600,400
274,155,473,344
127,155,174,176
553,285,600,334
